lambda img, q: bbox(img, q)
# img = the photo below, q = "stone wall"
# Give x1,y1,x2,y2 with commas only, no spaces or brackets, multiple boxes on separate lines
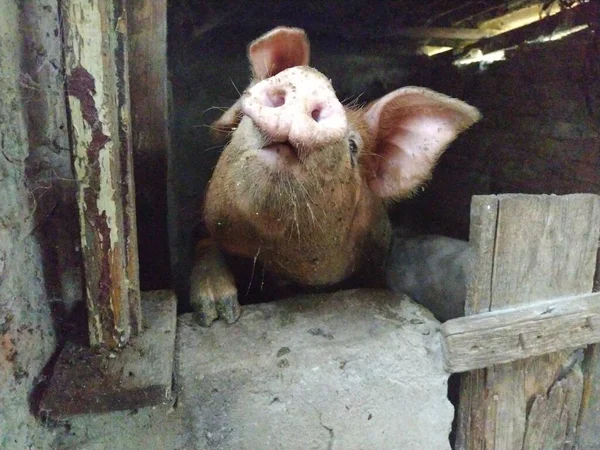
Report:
0,1,81,448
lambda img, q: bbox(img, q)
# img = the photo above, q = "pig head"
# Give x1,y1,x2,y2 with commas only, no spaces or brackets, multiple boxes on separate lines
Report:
191,26,481,326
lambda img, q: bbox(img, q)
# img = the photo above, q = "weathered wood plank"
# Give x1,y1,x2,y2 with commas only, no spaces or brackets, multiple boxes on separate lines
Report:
491,194,599,307
457,194,600,450
395,27,494,41
62,0,141,348
465,195,498,315
39,291,177,417
128,0,171,290
523,365,584,450
115,0,142,334
576,344,600,448
575,240,600,447
442,292,600,373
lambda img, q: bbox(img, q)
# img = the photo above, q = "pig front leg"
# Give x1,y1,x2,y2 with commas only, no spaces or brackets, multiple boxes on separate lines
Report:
190,239,241,326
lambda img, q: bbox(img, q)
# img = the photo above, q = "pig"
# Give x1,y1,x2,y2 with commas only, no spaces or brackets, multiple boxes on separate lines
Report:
190,26,481,326
386,233,472,322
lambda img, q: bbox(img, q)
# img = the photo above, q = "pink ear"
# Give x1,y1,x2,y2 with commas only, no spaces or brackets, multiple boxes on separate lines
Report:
248,27,310,80
364,87,481,199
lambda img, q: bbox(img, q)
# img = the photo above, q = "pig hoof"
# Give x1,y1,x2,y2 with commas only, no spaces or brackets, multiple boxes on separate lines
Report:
191,287,241,327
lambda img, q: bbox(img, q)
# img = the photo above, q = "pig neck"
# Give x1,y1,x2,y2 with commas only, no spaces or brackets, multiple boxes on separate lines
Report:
208,181,391,287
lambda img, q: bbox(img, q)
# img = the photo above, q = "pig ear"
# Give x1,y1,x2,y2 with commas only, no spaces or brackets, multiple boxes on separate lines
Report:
248,27,310,79
364,87,481,199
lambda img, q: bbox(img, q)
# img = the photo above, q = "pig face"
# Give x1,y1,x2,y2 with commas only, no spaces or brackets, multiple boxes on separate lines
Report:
203,27,480,288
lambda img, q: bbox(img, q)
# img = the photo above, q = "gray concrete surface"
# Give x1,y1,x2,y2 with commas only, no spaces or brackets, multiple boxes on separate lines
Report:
54,402,188,450
177,289,453,450
49,289,452,449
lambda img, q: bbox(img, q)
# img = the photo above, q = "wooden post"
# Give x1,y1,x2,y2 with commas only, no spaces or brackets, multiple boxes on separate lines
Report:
575,239,600,447
40,0,177,417
62,0,141,348
127,0,171,291
456,194,600,450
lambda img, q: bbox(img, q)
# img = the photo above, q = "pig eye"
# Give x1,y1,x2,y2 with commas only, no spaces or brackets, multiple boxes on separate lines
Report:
348,137,358,168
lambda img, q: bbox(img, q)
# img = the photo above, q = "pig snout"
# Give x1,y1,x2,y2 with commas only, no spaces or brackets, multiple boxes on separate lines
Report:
241,67,347,148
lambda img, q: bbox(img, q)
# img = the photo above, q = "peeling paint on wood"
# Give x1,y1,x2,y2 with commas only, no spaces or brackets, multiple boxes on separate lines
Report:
62,0,141,348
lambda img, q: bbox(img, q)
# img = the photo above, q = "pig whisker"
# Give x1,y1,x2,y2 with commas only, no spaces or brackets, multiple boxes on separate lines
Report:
291,171,324,232
203,106,230,113
200,123,227,132
294,178,319,229
230,78,242,97
283,177,301,241
361,149,389,162
202,144,225,153
342,93,364,108
245,246,261,297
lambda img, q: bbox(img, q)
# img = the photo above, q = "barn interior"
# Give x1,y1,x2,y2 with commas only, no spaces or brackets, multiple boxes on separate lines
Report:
167,0,599,307
1,0,598,448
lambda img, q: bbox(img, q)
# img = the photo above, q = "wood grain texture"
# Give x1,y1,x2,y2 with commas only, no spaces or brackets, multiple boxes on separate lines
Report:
128,0,171,290
442,292,600,372
523,365,583,450
62,0,141,348
576,240,600,448
576,344,600,448
115,0,142,334
39,291,177,417
456,194,600,450
464,195,498,315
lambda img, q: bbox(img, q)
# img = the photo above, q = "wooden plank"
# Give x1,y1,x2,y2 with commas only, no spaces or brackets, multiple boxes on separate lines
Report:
523,364,583,450
39,291,177,417
62,0,141,348
395,27,494,41
465,195,498,315
442,292,600,373
577,344,600,448
491,194,599,305
456,194,600,450
128,0,171,290
115,0,142,334
575,240,600,447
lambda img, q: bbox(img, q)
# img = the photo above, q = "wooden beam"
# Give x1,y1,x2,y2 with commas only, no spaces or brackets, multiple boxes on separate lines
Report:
457,2,597,57
456,194,600,450
115,1,142,334
395,27,494,41
128,0,171,291
62,0,141,348
442,292,600,373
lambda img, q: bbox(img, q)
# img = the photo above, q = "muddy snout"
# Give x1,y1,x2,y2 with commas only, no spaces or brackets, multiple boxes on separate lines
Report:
241,66,348,148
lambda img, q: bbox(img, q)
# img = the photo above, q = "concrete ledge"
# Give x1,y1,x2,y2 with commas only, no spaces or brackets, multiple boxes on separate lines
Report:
177,289,452,450
40,290,177,418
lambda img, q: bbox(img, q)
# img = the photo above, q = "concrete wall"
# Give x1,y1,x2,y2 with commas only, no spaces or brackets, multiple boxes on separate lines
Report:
1,1,81,447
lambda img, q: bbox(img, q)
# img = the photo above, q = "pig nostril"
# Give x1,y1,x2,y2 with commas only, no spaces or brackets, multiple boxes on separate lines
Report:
266,90,286,108
311,107,322,122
